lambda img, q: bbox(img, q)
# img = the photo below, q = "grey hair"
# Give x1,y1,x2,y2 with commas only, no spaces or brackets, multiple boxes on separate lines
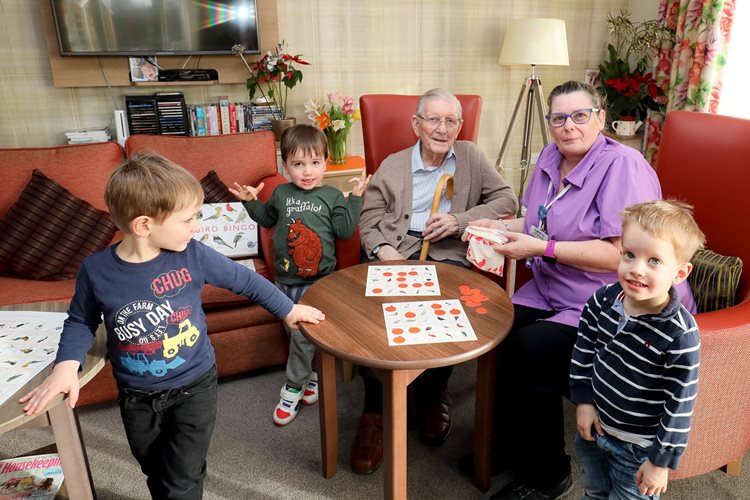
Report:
416,88,463,119
547,81,607,112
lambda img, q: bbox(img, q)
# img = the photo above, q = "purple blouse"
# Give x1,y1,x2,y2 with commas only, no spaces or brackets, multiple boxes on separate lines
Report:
513,134,696,327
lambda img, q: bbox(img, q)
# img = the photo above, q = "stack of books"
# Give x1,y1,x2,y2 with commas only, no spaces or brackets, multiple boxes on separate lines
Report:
64,127,111,144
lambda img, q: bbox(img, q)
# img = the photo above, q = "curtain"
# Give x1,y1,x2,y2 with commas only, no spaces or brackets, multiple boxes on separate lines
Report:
644,0,736,165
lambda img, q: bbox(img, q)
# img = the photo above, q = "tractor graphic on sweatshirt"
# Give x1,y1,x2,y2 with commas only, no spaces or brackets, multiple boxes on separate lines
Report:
162,319,199,358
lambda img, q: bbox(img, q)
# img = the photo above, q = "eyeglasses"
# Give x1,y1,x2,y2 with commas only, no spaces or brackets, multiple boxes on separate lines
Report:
545,108,601,128
416,115,462,131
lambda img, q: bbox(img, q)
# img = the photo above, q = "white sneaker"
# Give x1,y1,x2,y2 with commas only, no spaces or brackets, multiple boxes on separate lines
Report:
302,372,319,405
273,384,303,426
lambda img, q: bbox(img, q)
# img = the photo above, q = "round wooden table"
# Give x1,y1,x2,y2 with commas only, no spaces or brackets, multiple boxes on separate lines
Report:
0,303,107,500
299,261,514,499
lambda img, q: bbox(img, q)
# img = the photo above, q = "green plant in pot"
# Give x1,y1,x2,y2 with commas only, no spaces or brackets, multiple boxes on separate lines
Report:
232,41,309,139
598,12,677,125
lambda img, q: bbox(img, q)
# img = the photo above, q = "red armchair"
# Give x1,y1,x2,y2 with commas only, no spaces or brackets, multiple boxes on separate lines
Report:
359,94,482,176
656,111,750,479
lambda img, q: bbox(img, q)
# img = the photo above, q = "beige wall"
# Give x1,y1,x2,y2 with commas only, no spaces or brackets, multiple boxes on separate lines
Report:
0,0,627,181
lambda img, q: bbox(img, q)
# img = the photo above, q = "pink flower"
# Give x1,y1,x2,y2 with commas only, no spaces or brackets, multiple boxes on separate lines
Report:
342,96,355,115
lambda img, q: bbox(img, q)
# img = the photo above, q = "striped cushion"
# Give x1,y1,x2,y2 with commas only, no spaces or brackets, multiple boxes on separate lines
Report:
200,170,237,203
0,169,117,280
688,249,743,313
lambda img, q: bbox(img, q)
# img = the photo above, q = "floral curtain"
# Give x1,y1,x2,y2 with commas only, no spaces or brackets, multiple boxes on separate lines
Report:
644,0,736,165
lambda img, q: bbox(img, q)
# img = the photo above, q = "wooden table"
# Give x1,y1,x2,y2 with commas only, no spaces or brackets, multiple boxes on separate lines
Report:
0,303,107,500
299,261,514,499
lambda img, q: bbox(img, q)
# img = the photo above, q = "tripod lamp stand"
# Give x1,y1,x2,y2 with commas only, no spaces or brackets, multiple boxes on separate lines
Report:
495,18,569,214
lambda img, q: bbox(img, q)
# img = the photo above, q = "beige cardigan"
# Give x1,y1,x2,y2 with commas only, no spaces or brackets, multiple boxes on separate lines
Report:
359,140,518,265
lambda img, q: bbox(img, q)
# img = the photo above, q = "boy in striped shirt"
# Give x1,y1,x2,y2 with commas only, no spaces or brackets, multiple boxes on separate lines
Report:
570,200,705,499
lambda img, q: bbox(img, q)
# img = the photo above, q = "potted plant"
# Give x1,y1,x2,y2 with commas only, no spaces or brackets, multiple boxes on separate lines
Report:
598,12,677,126
232,41,309,139
304,93,361,164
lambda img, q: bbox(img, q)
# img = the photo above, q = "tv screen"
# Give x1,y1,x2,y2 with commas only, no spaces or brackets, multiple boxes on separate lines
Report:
51,0,260,56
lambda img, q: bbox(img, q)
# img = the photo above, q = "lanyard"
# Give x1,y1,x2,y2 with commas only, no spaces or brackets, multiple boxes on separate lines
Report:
537,179,571,232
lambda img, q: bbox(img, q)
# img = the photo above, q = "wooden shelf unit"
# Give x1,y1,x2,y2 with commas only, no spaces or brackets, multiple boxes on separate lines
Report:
39,0,279,88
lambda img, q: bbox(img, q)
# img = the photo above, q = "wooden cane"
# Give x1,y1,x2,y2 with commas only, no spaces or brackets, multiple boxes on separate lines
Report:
419,173,454,260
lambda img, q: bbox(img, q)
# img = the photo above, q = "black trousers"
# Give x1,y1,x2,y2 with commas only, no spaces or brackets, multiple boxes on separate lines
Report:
493,305,578,489
118,365,218,500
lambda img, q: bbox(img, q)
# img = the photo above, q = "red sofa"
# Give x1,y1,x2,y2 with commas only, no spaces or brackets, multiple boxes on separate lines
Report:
0,132,359,406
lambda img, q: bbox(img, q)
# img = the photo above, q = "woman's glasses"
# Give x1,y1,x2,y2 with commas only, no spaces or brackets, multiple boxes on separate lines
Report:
416,115,462,131
545,108,600,128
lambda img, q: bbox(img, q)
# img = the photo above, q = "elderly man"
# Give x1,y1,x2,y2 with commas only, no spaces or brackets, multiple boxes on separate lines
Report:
352,88,518,474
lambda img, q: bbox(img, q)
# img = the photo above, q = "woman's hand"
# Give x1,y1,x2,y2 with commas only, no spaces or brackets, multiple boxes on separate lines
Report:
423,213,459,242
490,231,546,260
229,182,265,202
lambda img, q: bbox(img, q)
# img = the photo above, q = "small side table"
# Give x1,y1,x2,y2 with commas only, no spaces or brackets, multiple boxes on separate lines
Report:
323,155,365,192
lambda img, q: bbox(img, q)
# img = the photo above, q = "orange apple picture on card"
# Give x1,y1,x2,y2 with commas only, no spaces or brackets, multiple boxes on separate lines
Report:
382,300,477,346
366,265,441,296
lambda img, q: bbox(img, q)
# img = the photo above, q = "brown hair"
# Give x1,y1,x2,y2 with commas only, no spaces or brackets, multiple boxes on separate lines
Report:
548,80,607,112
280,124,328,162
105,151,204,232
620,199,706,262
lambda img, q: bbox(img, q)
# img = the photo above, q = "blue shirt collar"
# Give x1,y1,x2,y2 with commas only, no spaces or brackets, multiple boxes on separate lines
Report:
411,139,456,173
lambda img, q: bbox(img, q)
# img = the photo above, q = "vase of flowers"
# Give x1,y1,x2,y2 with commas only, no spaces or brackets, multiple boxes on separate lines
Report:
305,93,361,164
232,41,309,139
598,12,677,123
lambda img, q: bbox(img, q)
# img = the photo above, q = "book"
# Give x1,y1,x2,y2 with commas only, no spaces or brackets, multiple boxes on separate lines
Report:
194,106,207,136
0,453,64,499
194,203,258,257
218,96,230,134
229,103,238,134
128,56,159,82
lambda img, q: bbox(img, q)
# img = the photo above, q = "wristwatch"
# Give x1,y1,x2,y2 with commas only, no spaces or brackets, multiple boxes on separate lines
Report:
371,244,383,258
542,239,557,264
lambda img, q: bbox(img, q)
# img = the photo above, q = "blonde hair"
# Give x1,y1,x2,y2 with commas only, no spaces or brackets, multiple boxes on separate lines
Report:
105,151,204,232
280,124,328,162
620,200,705,262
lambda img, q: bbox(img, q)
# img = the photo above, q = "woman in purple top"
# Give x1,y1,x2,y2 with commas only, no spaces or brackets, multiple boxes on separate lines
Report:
463,81,695,500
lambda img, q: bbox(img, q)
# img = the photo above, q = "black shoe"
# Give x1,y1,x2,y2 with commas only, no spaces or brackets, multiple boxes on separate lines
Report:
458,451,510,478
489,474,573,500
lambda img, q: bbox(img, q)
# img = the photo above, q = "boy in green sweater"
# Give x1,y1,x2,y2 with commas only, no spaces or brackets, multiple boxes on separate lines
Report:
231,124,370,425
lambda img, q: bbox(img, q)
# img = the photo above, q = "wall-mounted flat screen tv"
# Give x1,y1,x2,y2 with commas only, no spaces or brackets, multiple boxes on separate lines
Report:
51,0,260,56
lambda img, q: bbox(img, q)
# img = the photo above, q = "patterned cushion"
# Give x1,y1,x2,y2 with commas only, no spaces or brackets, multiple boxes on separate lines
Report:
200,170,237,203
688,249,743,313
0,169,117,281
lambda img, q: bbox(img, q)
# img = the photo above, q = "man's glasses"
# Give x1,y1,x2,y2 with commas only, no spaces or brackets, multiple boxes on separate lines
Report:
417,115,462,131
545,108,600,128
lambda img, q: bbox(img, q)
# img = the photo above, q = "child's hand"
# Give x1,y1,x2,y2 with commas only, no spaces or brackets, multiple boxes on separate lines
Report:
229,181,265,202
575,403,604,441
284,304,325,329
348,169,372,197
19,360,80,415
635,460,669,496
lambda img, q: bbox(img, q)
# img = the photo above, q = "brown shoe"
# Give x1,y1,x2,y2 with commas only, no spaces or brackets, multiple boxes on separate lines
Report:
350,413,383,474
418,390,453,446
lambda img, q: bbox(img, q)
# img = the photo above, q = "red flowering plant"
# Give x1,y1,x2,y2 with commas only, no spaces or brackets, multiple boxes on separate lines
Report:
232,41,309,119
598,12,676,121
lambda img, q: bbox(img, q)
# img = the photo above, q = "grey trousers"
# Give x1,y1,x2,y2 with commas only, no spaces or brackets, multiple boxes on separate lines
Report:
276,282,315,388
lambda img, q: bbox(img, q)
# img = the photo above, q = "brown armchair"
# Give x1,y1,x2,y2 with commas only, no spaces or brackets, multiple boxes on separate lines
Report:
656,111,750,479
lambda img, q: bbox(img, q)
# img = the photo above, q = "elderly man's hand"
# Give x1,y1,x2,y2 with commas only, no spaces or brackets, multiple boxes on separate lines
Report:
378,245,405,261
423,213,459,242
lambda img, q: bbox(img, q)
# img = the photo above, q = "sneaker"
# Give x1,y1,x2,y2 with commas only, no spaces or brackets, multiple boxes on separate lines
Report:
489,474,573,500
273,384,304,426
302,372,318,405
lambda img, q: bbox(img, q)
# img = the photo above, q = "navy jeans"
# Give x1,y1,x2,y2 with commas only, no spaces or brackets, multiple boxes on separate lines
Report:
118,365,218,500
575,433,659,500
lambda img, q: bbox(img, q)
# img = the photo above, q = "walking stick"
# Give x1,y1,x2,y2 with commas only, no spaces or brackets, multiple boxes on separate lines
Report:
419,174,454,260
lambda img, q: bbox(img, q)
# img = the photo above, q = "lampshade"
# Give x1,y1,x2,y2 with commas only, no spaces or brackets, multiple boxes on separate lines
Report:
499,18,569,66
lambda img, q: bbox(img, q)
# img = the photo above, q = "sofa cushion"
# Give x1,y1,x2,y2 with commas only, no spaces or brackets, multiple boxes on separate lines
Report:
688,249,743,313
200,170,237,203
0,170,117,280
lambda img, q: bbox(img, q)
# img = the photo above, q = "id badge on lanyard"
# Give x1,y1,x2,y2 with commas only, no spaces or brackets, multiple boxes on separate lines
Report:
530,180,571,241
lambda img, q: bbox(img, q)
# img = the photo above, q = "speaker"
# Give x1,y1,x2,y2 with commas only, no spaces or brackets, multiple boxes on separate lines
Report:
158,69,218,82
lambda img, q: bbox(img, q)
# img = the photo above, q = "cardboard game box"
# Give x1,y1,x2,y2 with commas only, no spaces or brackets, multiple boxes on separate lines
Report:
195,203,258,258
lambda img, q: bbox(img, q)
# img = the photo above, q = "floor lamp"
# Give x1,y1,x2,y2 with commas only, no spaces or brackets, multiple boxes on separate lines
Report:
496,18,568,296
495,18,569,215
